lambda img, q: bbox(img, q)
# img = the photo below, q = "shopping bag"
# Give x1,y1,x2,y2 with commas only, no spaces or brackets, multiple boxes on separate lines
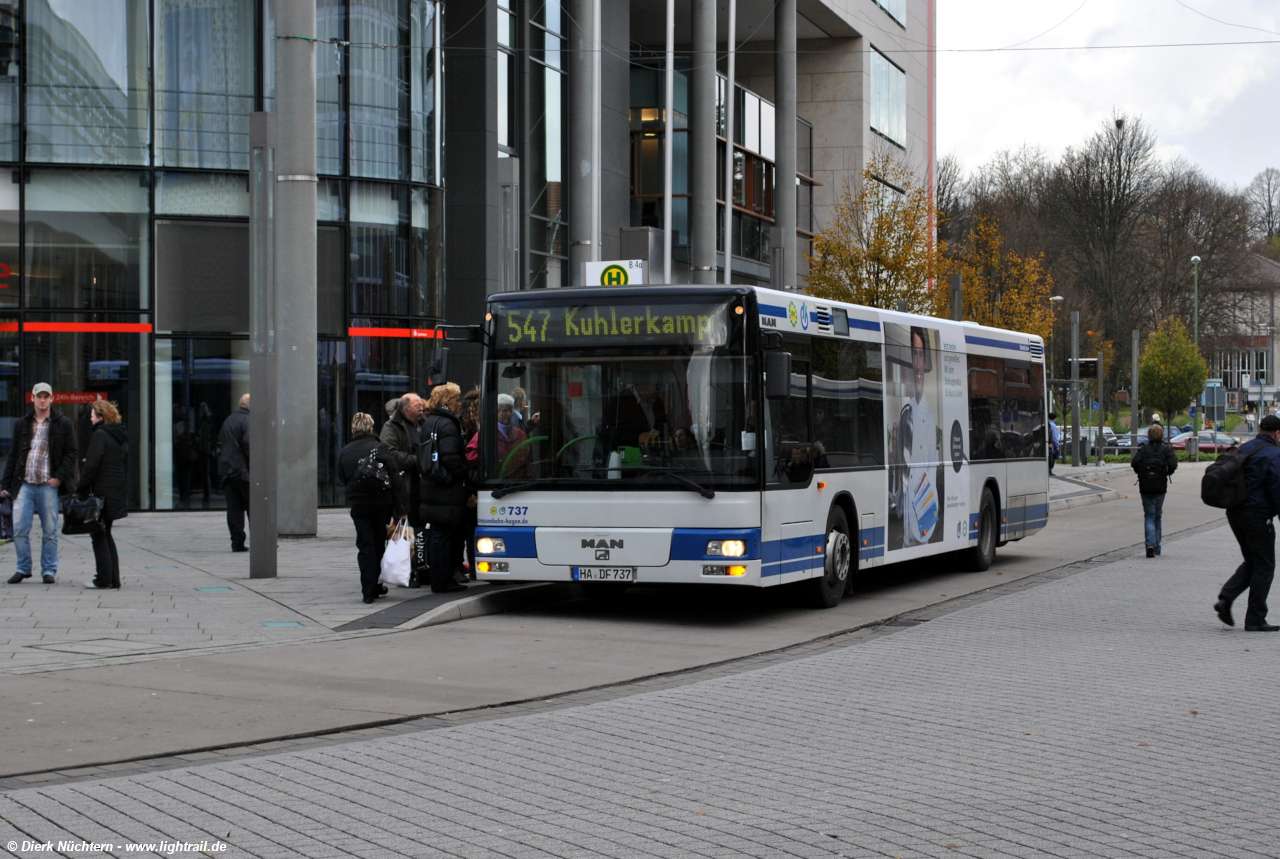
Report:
378,522,414,588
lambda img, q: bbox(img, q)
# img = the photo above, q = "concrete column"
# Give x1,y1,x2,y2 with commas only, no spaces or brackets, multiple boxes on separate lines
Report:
773,0,797,290
274,0,317,536
249,112,277,579
568,0,596,280
689,0,717,284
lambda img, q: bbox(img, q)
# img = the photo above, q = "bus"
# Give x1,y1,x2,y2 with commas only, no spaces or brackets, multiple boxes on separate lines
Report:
473,285,1049,607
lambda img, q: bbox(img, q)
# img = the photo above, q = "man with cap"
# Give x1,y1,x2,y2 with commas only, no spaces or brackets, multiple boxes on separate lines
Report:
3,383,78,584
1215,413,1280,631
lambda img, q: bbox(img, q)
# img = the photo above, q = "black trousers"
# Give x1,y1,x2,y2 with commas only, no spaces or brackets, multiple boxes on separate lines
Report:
90,519,120,588
351,505,392,599
225,478,250,549
1222,510,1276,627
428,524,457,591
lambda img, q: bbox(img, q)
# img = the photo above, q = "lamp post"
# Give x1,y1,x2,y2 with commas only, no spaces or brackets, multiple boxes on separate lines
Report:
1192,255,1202,458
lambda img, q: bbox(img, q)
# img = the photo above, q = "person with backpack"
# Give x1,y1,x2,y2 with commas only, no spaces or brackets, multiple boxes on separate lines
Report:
1130,424,1178,557
419,383,471,594
339,413,408,604
1213,414,1280,631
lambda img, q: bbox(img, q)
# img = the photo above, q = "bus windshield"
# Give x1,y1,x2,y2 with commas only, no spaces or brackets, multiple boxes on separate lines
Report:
483,294,757,492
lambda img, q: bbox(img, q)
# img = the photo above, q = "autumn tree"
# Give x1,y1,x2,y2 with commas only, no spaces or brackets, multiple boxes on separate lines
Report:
1139,318,1208,423
805,153,941,314
944,212,1055,341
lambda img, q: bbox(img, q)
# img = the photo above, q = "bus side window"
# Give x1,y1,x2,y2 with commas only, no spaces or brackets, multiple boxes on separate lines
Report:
766,358,811,485
968,355,1002,461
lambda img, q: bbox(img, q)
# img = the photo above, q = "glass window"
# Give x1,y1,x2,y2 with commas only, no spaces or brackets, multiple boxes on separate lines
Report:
155,172,249,217
154,337,248,509
350,0,409,179
411,186,441,317
350,182,409,316
27,0,150,165
25,315,151,508
811,338,884,469
765,356,811,486
968,354,1001,461
0,179,16,309
25,170,149,310
317,339,348,505
156,220,249,333
318,225,346,335
0,3,19,161
759,101,775,162
530,66,565,221
348,327,430,430
0,319,19,478
155,0,255,170
871,48,907,147
410,0,440,184
797,119,813,176
876,0,906,27
317,0,347,176
317,178,347,221
744,92,760,154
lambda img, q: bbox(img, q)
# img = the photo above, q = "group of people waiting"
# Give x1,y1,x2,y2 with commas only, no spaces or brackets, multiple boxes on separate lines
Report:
338,384,538,604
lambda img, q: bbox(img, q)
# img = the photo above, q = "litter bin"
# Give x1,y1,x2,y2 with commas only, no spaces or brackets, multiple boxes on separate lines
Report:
1186,434,1199,458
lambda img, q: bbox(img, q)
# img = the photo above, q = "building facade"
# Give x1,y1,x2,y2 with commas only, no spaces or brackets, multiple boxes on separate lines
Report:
0,0,933,511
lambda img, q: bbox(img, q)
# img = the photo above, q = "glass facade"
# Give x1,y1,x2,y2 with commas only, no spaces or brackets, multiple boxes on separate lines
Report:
0,0,445,511
871,48,906,148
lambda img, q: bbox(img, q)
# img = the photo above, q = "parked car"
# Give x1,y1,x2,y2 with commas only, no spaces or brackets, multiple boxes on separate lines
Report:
1061,425,1117,457
1169,431,1239,453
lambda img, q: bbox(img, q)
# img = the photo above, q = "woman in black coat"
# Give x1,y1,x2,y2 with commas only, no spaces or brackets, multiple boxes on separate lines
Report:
80,400,128,590
337,412,409,603
419,383,472,593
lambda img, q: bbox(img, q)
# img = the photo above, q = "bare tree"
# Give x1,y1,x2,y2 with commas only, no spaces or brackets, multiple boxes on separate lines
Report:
1246,167,1280,240
935,153,968,246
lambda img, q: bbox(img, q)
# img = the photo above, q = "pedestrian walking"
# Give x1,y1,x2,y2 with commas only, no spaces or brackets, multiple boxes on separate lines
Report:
1047,411,1060,474
419,383,470,593
216,393,251,552
380,392,426,587
1130,424,1177,557
3,383,77,584
1214,414,1280,632
338,412,408,604
79,400,129,590
1246,410,1256,434
456,386,481,582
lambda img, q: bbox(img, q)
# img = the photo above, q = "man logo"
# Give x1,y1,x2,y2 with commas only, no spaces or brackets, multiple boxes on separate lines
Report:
595,549,611,560
599,264,629,286
582,539,624,549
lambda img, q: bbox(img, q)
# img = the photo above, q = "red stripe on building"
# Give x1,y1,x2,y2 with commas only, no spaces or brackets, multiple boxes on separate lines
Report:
347,327,443,339
23,322,154,334
0,321,17,332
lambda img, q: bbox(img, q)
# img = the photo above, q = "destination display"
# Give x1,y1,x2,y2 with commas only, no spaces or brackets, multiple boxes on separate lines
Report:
492,298,735,349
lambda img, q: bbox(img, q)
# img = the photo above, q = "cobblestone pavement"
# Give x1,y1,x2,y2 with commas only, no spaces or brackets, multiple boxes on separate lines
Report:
3,522,1275,858
0,511,480,674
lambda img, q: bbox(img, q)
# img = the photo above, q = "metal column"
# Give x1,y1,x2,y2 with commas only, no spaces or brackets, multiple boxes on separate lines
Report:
663,0,675,285
568,0,598,280
1130,329,1139,450
1095,350,1105,466
773,0,797,290
950,273,962,321
1071,311,1080,467
689,0,717,284
249,112,277,578
274,0,318,536
721,0,735,285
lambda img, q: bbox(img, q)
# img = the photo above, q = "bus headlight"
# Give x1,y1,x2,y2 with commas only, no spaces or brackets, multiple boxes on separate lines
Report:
476,537,505,554
706,539,746,557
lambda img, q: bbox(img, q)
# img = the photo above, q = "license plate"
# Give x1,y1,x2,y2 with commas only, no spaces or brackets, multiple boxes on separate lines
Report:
572,567,636,582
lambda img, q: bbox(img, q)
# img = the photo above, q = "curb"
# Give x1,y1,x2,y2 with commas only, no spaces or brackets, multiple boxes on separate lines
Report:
396,582,579,630
1049,487,1122,512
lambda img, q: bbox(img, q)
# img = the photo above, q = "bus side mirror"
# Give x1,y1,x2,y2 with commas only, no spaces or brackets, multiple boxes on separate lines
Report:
765,352,792,400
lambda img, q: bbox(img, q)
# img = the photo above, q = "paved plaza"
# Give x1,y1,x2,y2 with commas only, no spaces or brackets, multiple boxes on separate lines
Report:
3,518,1276,858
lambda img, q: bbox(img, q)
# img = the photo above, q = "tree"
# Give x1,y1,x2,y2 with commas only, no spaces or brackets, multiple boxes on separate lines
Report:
805,153,941,313
1246,167,1280,241
944,213,1055,340
1139,318,1207,423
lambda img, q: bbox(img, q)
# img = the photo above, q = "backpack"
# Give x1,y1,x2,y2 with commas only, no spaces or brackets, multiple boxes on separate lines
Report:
348,450,391,495
1134,444,1170,494
416,417,453,486
1201,445,1262,509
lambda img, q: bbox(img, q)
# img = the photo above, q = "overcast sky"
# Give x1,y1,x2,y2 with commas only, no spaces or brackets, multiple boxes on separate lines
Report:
936,0,1280,188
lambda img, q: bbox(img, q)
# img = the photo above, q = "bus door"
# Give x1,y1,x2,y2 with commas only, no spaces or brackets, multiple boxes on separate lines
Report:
762,343,824,585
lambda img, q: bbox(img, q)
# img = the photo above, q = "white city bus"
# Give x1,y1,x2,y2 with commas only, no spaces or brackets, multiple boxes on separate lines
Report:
473,285,1049,607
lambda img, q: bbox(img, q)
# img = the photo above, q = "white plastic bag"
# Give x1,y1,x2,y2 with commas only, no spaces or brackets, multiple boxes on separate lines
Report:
379,522,414,588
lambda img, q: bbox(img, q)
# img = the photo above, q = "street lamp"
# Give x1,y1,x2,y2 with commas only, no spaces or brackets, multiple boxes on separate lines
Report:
1191,255,1202,459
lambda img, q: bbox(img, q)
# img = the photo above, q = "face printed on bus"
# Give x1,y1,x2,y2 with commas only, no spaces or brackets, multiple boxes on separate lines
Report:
911,330,927,401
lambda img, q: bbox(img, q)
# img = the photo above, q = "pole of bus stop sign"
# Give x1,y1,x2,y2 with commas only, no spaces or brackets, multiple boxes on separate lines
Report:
1071,311,1080,467
249,112,278,579
1130,329,1139,451
1095,350,1104,466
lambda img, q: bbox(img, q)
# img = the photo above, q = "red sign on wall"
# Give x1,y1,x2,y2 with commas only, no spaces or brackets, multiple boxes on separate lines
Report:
24,392,107,404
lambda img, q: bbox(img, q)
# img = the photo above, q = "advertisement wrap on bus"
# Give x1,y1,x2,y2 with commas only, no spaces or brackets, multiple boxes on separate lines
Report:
473,285,1049,607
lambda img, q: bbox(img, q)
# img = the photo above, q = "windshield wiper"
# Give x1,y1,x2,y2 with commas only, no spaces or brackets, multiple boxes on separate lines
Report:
610,466,716,499
491,477,578,499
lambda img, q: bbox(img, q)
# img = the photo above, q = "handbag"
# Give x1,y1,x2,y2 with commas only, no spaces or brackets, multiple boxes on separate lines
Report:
62,495,104,535
378,521,414,588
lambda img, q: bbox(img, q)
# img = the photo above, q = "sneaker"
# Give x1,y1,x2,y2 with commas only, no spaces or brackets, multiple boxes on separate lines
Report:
6,572,30,584
41,574,55,584
83,581,109,589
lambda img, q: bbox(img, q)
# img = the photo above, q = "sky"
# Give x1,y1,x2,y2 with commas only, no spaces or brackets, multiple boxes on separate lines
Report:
936,0,1280,188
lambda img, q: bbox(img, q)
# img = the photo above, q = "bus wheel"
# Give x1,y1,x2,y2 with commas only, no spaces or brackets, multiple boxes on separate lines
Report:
809,508,851,608
965,487,997,572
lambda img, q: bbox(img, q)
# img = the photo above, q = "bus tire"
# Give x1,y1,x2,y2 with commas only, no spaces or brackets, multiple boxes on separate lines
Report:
965,487,997,572
808,507,851,608
581,581,629,599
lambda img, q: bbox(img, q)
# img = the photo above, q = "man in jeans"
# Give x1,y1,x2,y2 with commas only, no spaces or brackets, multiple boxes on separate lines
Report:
3,383,78,584
1130,424,1177,557
1216,414,1280,631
